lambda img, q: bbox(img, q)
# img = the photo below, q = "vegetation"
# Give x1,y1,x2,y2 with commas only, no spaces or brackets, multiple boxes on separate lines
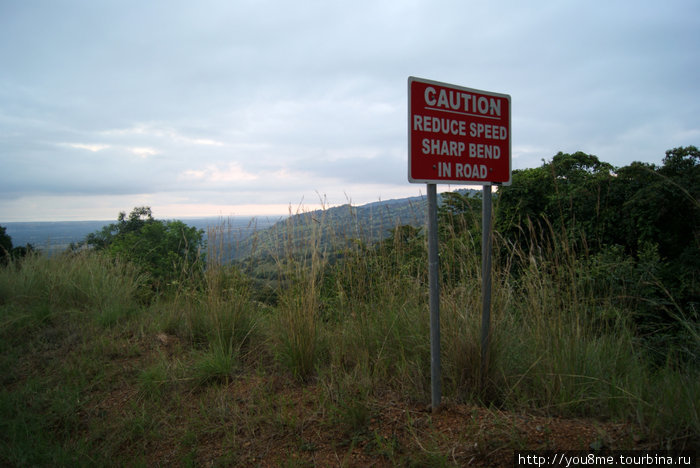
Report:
0,225,34,265
230,194,431,260
0,147,697,466
496,147,699,364
84,206,205,291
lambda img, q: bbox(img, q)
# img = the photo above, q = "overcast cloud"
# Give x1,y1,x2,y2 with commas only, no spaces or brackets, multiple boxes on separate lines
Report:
1,0,698,221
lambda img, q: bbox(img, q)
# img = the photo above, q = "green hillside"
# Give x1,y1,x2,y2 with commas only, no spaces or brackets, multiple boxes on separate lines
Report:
228,190,477,260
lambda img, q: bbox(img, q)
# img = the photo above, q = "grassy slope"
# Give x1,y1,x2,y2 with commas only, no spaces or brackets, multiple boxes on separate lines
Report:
0,218,698,466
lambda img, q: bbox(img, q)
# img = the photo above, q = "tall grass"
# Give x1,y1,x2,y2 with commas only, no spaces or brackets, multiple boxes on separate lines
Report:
271,204,326,381
0,251,147,326
0,251,150,465
322,237,431,399
253,203,697,447
153,220,260,384
1,204,697,459
434,217,698,445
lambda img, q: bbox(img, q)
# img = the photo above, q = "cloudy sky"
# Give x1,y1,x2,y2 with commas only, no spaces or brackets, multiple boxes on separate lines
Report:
1,0,698,221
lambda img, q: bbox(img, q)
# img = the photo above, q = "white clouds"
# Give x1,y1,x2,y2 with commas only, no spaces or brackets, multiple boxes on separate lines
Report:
62,143,111,152
98,124,225,147
129,147,159,158
60,143,158,159
1,0,699,221
179,163,258,184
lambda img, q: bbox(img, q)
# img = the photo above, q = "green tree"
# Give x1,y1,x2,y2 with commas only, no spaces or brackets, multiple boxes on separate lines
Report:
436,191,483,286
438,190,481,238
495,148,699,362
609,147,700,319
496,151,615,249
0,226,35,265
0,226,12,265
85,207,205,290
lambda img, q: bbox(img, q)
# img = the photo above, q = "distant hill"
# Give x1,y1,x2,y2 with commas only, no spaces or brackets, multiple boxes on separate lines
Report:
2,216,275,256
2,220,113,253
1,189,477,260
230,189,477,260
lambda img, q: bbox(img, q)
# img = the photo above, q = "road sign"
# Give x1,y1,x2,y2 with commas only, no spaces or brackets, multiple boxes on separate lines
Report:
408,77,510,409
408,77,511,185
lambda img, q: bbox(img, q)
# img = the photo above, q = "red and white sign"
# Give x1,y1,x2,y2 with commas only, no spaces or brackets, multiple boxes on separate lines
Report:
408,77,511,185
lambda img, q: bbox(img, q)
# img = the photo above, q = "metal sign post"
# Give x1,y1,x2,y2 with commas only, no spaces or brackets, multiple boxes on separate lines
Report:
480,184,493,390
427,183,441,410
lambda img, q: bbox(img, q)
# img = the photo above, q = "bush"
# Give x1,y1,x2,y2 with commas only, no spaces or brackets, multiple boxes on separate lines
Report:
85,207,205,291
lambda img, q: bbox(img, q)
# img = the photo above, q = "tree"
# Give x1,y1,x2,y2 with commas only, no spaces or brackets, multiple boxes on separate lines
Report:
85,207,205,290
85,206,156,249
496,151,615,250
613,147,700,316
0,226,12,265
0,226,35,265
495,148,699,362
438,190,481,238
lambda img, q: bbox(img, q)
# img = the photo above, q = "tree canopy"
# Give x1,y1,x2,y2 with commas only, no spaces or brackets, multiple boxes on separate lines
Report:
496,147,699,360
85,206,205,290
0,226,12,265
495,147,699,261
0,225,35,265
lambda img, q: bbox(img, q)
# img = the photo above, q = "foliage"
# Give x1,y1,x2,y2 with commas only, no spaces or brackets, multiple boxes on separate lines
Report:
0,250,146,325
0,226,11,264
607,148,700,303
437,190,483,288
495,151,616,249
85,206,205,291
438,190,481,237
494,147,699,362
0,225,35,265
234,196,429,260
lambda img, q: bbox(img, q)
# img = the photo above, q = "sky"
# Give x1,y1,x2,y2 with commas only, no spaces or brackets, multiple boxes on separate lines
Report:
1,0,698,222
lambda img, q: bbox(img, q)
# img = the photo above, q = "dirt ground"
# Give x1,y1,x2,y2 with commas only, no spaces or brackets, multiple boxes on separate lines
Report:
80,334,659,467
121,374,637,467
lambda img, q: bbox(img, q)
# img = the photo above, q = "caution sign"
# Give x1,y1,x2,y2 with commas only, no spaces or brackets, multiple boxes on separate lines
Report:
408,77,511,185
